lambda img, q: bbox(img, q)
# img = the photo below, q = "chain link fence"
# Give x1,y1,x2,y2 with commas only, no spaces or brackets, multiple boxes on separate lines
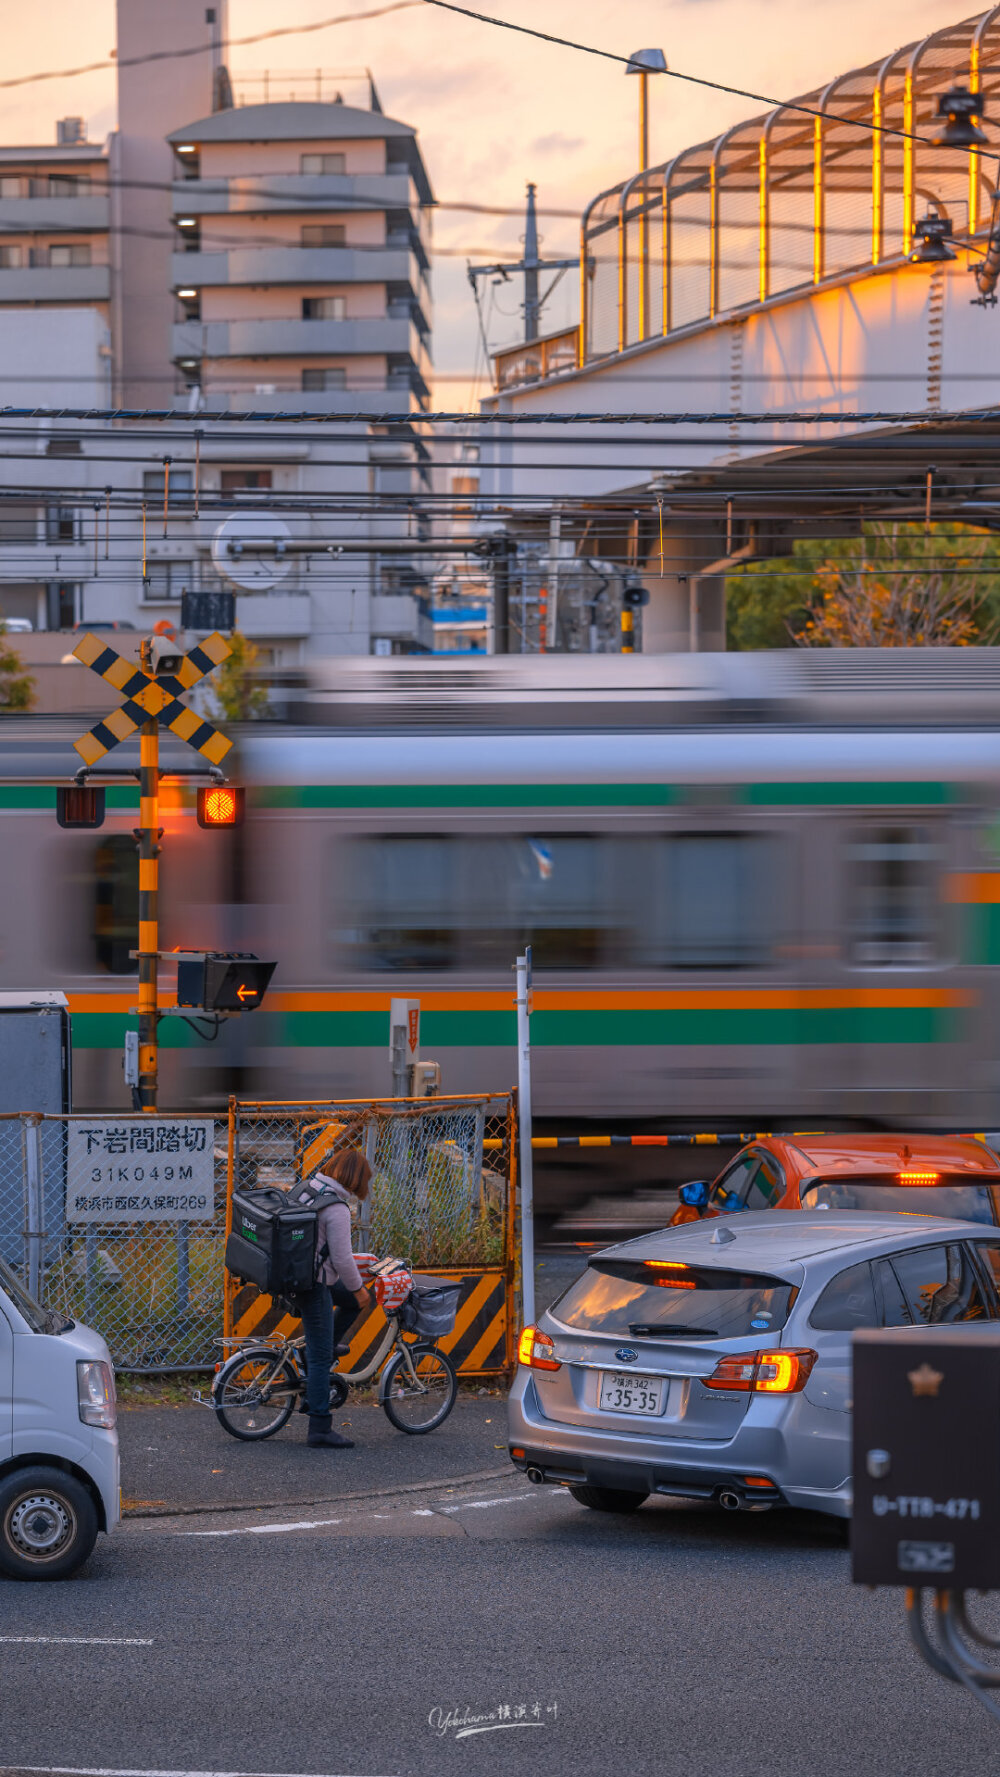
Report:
0,1096,516,1375
0,1111,228,1372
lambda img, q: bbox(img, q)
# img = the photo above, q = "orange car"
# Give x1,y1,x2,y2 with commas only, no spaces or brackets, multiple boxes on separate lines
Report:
672,1133,1000,1228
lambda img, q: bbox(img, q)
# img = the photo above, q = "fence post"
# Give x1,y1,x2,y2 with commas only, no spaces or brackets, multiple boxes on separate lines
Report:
22,1114,44,1301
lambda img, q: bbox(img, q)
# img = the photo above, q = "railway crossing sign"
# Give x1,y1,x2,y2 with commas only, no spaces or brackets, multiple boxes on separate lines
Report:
71,629,233,766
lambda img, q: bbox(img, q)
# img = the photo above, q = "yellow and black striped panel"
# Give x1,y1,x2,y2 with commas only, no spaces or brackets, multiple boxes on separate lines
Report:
72,630,232,764
227,1267,511,1377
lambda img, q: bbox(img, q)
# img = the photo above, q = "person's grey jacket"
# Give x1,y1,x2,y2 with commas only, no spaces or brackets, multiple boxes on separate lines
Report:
312,1175,363,1291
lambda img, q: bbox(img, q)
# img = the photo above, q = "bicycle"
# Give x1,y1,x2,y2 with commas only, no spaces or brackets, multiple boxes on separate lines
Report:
210,1257,459,1440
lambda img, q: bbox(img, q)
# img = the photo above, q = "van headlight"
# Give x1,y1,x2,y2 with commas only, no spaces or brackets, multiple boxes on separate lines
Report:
77,1359,116,1428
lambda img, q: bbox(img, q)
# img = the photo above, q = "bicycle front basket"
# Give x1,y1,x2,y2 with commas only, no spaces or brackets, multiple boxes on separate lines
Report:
407,1276,463,1338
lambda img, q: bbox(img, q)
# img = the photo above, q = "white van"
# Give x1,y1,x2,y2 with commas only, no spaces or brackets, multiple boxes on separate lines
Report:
0,1254,119,1579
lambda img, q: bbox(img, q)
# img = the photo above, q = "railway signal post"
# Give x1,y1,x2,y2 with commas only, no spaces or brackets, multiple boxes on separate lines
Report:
68,629,239,1111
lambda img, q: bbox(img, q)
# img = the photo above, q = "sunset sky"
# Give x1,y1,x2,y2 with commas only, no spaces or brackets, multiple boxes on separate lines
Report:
2,0,981,402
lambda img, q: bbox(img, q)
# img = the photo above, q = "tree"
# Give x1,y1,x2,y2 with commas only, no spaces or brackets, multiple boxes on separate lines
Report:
210,631,268,722
0,624,35,711
726,522,1000,650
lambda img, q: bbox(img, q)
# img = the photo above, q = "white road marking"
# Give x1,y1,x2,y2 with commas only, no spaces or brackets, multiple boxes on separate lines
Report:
411,1509,435,1516
0,1637,153,1647
2,1768,397,1777
180,1517,342,1539
442,1493,542,1511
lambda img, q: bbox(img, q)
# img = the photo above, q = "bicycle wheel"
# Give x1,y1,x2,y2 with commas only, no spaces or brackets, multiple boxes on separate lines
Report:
381,1344,457,1434
213,1350,299,1441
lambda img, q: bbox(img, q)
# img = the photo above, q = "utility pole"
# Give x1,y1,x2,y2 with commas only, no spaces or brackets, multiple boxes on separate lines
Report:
136,676,160,1110
523,182,540,341
515,949,535,1326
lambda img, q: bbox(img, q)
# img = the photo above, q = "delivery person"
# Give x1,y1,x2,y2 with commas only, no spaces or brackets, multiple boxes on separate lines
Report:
298,1148,373,1449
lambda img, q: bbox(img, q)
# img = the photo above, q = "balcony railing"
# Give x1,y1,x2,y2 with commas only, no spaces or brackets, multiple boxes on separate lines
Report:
493,326,581,390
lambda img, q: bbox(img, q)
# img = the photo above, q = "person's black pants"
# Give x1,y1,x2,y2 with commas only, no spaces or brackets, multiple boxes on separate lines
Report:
299,1281,364,1416
329,1278,362,1348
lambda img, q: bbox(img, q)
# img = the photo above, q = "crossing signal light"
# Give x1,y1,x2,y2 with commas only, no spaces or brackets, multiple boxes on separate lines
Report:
176,951,276,1014
57,786,105,829
197,785,245,829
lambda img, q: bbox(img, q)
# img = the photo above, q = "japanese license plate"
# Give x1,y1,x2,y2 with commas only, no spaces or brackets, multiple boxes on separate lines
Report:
599,1372,666,1415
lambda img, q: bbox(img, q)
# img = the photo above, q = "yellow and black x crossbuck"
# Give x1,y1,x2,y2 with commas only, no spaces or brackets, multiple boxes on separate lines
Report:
72,630,233,766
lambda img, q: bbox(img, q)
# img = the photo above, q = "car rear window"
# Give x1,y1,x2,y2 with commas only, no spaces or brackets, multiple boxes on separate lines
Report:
552,1258,798,1339
799,1177,996,1225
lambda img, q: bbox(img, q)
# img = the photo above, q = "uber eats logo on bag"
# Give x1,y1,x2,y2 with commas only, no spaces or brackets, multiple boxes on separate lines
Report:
290,1229,305,1241
241,1217,258,1241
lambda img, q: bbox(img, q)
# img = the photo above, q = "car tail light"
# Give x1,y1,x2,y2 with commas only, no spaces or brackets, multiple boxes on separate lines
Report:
704,1348,817,1394
518,1326,561,1371
898,1170,939,1183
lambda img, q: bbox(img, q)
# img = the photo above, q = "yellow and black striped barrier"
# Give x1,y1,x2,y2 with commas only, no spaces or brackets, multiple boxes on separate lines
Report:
484,1129,996,1151
227,1267,512,1379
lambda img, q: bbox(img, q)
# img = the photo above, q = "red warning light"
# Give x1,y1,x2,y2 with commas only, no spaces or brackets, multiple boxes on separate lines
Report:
196,786,245,829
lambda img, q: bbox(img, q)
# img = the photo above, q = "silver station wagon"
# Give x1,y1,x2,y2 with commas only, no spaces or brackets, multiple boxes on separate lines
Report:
508,1211,1000,1519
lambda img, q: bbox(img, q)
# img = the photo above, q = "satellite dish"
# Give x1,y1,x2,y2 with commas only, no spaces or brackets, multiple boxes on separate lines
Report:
211,515,293,593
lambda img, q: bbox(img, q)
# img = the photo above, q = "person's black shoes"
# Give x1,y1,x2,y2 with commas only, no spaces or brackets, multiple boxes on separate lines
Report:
307,1413,355,1449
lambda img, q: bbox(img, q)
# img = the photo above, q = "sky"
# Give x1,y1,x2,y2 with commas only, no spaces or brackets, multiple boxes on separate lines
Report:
1,0,984,403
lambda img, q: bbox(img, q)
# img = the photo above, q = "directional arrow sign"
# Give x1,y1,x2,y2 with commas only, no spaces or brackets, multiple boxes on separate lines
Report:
236,983,256,1003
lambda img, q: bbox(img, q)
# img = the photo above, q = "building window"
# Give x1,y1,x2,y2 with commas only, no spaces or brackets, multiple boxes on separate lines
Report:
219,469,273,493
142,561,192,602
141,469,194,507
94,835,138,975
300,152,346,175
46,505,77,544
0,503,40,543
48,242,91,266
0,246,23,268
48,175,91,197
848,825,939,965
658,833,781,968
302,367,347,390
0,177,25,199
302,295,346,320
301,224,347,248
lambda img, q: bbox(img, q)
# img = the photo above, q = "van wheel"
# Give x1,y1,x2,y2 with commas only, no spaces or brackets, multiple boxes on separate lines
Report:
0,1467,98,1581
568,1485,649,1513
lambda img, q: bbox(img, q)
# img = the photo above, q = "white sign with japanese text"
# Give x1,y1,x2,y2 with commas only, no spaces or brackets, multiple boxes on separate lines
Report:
66,1119,216,1222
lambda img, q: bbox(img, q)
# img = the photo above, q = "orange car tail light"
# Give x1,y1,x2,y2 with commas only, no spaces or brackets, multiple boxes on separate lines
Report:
704,1349,817,1394
518,1326,561,1371
897,1171,939,1183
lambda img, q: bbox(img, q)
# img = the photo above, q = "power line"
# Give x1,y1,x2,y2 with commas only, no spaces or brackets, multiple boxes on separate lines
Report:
419,0,998,160
0,3,425,91
0,404,997,427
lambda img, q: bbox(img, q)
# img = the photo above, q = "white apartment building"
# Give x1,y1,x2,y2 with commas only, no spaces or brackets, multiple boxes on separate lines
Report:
0,0,434,664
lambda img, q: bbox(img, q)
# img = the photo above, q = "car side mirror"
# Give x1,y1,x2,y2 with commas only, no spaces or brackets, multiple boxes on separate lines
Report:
678,1180,710,1210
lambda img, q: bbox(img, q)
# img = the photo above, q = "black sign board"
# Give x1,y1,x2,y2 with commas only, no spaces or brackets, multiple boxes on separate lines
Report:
852,1325,1000,1588
181,590,236,634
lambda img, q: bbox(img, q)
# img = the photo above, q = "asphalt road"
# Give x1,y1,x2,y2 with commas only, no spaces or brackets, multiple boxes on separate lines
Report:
1,1471,999,1777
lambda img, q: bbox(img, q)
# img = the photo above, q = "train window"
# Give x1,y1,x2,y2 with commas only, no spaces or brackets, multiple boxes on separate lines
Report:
465,834,630,967
659,833,780,968
94,835,138,974
351,835,458,970
849,825,938,965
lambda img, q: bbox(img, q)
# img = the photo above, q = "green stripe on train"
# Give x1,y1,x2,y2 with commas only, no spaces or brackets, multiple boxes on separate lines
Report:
73,1015,204,1050
253,781,955,810
0,787,140,810
965,904,1000,966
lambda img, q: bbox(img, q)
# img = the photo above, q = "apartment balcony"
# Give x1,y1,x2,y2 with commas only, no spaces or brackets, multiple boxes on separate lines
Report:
0,196,109,233
235,594,312,639
494,325,581,390
173,315,424,360
172,173,419,216
0,265,110,304
190,386,426,415
170,246,422,289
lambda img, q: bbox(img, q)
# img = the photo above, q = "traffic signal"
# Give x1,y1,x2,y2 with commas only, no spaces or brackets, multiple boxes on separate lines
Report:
56,786,105,829
197,785,245,829
176,951,276,1013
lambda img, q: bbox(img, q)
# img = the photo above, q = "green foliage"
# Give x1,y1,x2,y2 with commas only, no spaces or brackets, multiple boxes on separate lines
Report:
211,631,268,722
0,624,35,711
726,522,1000,650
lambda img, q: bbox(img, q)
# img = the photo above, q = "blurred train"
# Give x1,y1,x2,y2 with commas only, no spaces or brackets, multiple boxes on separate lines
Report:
5,648,1000,1126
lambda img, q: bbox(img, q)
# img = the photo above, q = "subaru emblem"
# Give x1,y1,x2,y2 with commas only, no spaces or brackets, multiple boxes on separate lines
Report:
615,1347,639,1363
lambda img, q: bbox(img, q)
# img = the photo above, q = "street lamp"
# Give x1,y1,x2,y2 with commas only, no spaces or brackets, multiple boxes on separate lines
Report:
626,47,668,171
911,213,956,263
626,48,668,343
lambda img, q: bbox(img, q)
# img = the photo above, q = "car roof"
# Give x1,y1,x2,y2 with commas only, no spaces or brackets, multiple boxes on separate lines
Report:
762,1133,1000,1177
601,1209,997,1267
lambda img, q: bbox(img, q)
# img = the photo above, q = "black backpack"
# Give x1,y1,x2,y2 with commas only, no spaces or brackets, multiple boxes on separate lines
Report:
225,1178,330,1297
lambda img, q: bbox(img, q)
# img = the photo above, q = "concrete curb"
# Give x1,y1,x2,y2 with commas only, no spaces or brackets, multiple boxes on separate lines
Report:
123,1463,513,1519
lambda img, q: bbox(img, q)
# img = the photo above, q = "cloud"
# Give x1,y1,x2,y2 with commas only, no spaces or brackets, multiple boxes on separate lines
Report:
529,131,585,155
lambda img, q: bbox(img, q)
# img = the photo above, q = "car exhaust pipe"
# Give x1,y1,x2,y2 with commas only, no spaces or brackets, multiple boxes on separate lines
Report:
525,1465,545,1485
717,1488,745,1513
